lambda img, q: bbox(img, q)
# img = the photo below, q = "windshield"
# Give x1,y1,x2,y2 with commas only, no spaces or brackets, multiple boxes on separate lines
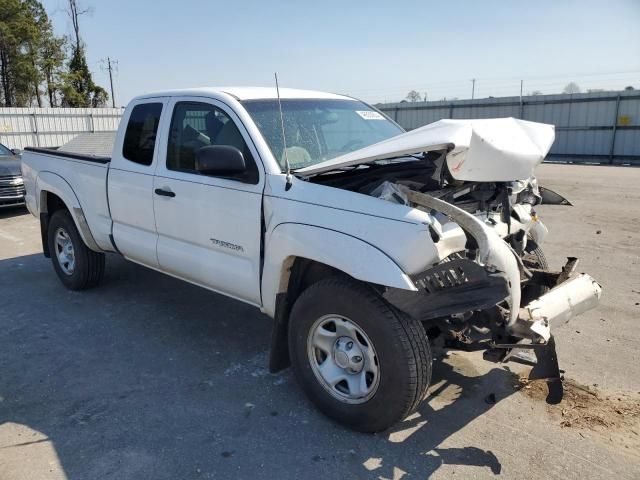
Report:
0,143,12,156
242,99,403,171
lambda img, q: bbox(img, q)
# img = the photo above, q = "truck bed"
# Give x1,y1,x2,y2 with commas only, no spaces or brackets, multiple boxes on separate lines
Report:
58,132,116,158
21,144,114,253
24,131,115,162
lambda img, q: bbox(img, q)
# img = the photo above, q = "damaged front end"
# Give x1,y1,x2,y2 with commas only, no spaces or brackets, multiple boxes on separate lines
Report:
301,117,602,403
380,184,601,403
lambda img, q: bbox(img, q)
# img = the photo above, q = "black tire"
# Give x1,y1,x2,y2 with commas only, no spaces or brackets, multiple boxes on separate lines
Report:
288,277,431,433
522,243,549,305
47,209,105,290
528,244,549,269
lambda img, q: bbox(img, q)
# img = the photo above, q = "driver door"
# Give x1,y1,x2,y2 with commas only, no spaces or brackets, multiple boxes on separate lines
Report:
152,98,264,305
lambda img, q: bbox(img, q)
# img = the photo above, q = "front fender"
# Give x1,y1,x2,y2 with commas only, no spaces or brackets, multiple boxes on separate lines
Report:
261,223,417,317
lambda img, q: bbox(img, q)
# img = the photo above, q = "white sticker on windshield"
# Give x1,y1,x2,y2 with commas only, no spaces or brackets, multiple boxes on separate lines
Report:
356,110,385,120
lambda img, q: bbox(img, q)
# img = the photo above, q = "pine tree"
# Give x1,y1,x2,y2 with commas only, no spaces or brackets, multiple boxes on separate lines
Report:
0,0,107,107
39,33,66,106
60,0,107,107
0,0,39,106
0,0,67,107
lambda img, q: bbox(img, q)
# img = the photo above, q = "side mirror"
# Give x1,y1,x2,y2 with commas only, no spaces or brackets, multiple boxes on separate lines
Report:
11,148,21,156
195,145,246,175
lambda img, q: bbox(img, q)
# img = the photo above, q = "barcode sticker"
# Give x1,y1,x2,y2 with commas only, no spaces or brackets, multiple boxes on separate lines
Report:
356,110,385,120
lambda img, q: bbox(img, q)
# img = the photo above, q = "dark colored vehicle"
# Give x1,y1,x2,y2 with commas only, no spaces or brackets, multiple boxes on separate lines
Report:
0,142,25,208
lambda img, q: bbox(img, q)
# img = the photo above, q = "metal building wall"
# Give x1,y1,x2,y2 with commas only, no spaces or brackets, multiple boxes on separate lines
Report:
377,90,640,165
0,107,124,150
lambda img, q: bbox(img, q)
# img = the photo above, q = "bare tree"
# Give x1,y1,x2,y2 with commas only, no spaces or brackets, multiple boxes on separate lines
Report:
405,90,422,103
67,0,90,55
563,82,581,94
528,90,543,96
624,86,635,91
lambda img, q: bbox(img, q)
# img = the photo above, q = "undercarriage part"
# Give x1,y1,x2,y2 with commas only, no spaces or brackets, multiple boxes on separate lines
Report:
483,336,563,404
526,256,578,288
530,336,563,404
555,257,578,285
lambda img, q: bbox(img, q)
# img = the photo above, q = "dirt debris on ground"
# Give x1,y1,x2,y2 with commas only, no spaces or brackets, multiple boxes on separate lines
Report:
517,377,640,440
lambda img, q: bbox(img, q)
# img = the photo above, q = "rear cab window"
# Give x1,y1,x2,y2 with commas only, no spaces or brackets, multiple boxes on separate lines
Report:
122,103,163,166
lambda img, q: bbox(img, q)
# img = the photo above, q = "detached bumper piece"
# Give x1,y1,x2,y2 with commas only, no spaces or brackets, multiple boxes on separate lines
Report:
511,272,602,342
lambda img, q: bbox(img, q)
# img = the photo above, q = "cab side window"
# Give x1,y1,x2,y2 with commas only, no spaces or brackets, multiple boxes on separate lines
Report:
122,103,163,166
167,102,258,183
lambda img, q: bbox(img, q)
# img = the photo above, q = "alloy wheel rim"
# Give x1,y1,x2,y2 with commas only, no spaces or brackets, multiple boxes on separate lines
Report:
54,227,75,275
307,314,380,404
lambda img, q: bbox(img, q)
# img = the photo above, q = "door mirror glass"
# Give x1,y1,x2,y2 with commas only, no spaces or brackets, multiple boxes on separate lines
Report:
196,145,246,175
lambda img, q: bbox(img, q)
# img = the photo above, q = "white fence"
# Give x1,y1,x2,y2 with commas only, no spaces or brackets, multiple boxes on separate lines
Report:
3,95,639,165
0,107,124,150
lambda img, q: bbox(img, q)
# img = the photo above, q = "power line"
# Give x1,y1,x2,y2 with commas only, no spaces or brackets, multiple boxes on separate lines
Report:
351,73,640,103
347,69,640,95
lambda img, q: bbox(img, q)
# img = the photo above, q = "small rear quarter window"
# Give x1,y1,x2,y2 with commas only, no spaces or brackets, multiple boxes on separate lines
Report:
122,103,163,166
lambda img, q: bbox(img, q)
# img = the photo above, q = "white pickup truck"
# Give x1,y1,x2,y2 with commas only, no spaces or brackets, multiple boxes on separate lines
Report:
22,87,601,432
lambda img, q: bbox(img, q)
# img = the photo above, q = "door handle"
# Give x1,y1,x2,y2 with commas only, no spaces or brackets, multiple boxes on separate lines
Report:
155,188,175,198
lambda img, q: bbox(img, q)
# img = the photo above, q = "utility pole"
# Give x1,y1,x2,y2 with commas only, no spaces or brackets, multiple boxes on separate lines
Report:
519,80,524,118
104,57,117,108
471,78,476,100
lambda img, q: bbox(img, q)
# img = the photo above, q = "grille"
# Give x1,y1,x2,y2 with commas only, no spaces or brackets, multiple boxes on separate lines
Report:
411,258,489,294
414,263,469,293
0,175,25,198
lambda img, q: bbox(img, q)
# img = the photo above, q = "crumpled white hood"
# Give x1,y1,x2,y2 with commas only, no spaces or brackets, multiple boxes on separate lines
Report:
296,117,555,181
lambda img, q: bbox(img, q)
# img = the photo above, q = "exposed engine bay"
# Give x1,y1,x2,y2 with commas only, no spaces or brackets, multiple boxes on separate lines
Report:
309,151,550,255
308,151,602,403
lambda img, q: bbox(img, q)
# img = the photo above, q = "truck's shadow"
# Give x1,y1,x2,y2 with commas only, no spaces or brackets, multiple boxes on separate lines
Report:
0,205,28,219
0,252,516,479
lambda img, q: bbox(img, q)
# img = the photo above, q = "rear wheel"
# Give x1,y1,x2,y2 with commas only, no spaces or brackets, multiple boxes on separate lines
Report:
47,210,105,290
288,277,431,432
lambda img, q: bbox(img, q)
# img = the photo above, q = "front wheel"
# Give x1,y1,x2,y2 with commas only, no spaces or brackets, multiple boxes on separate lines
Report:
47,210,105,290
288,278,432,432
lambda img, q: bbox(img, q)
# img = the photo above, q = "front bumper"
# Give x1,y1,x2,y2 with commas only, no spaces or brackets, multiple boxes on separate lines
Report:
385,259,602,345
390,187,603,403
383,258,510,321
0,197,26,208
0,175,26,207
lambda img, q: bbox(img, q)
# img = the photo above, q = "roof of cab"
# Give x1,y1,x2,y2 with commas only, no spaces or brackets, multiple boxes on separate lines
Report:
134,86,353,102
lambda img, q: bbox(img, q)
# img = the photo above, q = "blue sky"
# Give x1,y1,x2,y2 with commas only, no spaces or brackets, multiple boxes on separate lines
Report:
41,0,640,106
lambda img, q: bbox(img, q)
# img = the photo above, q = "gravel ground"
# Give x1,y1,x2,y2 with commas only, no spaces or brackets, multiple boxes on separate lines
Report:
0,163,639,479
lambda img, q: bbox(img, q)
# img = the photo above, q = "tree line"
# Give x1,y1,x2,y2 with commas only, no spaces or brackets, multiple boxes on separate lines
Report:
0,0,108,108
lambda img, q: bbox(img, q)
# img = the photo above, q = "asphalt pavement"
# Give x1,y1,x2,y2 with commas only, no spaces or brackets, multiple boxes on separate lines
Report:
0,163,638,479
